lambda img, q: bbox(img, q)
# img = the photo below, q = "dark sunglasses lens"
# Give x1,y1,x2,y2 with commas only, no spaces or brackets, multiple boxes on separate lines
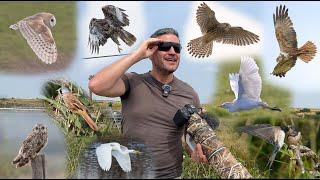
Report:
158,42,181,53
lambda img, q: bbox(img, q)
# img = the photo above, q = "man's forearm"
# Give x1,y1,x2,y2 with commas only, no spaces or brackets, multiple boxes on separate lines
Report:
89,51,141,95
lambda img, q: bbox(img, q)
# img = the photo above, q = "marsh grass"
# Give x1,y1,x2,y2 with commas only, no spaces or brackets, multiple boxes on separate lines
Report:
181,57,319,178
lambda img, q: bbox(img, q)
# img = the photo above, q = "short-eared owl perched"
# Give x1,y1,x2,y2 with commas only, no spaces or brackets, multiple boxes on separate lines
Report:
271,5,317,77
9,12,58,64
12,124,48,168
88,5,136,54
187,2,260,58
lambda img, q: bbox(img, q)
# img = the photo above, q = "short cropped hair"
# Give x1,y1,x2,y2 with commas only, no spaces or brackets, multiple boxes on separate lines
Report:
150,28,179,38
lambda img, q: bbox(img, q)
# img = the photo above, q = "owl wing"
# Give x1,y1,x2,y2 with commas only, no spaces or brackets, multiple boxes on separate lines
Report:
238,124,279,146
272,56,296,77
18,19,57,64
239,56,262,101
102,5,130,27
273,5,297,53
196,2,219,34
20,133,45,159
218,26,260,45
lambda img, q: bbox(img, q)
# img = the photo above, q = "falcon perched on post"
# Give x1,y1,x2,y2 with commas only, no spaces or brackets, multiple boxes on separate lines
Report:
12,124,48,168
187,2,260,58
272,5,317,77
88,5,136,54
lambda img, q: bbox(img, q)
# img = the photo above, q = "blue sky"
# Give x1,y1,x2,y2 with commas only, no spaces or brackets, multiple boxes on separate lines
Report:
0,1,319,108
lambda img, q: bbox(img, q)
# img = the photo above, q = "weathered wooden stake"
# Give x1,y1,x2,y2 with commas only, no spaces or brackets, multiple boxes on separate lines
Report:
31,154,46,179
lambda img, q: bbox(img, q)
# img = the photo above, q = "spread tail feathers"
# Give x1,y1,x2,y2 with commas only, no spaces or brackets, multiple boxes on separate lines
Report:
79,110,99,131
119,29,136,46
187,36,213,58
298,41,317,63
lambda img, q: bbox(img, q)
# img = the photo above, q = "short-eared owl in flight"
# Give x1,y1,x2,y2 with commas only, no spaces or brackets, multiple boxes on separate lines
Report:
272,5,317,77
88,5,136,54
9,12,58,64
187,2,260,58
12,124,48,168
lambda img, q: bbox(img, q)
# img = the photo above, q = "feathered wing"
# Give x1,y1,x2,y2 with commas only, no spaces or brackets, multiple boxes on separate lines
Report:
102,5,130,27
88,19,113,54
218,27,260,46
273,5,297,53
187,2,217,58
229,73,240,100
239,56,262,101
96,144,112,171
272,56,296,77
196,2,219,34
63,93,98,131
112,145,132,172
239,124,280,146
18,19,57,64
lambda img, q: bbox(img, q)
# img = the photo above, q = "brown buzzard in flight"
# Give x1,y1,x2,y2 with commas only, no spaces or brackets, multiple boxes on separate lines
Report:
272,5,317,77
187,2,260,58
88,5,136,54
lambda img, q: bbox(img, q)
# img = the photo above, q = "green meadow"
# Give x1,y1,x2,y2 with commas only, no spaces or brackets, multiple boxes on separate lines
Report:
0,1,76,74
182,57,320,178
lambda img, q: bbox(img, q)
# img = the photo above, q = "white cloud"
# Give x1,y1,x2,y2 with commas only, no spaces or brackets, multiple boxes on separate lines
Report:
183,1,263,62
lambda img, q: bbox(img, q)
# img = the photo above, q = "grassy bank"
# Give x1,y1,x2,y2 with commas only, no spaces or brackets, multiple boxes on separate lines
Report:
181,57,320,178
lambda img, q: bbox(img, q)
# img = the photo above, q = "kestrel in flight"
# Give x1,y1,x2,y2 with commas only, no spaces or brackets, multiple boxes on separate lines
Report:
272,5,317,77
9,12,58,64
187,2,260,58
88,5,136,54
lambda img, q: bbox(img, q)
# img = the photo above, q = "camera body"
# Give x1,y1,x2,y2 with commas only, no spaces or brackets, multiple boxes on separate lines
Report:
173,104,199,128
173,104,220,130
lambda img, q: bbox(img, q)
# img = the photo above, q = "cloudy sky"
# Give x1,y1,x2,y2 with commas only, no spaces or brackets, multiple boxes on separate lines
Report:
0,1,320,108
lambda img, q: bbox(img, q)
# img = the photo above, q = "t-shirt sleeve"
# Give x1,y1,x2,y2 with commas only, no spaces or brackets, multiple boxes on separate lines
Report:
193,90,201,108
120,72,137,100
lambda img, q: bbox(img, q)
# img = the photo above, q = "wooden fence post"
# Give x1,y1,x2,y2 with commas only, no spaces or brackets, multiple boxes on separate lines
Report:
31,154,46,179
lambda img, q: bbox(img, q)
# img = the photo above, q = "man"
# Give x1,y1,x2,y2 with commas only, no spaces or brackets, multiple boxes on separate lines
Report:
89,28,207,178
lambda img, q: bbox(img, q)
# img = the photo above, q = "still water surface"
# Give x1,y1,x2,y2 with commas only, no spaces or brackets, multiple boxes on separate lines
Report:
0,110,154,179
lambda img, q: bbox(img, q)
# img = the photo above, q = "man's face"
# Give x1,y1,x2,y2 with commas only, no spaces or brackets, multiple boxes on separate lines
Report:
151,34,181,74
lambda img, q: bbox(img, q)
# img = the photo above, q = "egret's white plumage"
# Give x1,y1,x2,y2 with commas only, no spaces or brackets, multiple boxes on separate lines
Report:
96,142,138,172
220,56,281,112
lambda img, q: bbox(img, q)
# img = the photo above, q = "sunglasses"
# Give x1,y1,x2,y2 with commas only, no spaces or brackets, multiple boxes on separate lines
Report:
157,42,182,54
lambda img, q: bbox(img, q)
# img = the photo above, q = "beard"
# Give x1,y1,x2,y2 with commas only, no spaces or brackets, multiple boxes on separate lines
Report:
155,60,179,74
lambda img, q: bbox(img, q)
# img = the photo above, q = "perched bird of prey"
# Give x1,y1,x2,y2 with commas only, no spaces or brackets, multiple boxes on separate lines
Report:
12,124,48,168
60,85,98,131
88,5,136,54
272,5,317,77
219,56,281,112
96,142,140,172
187,2,259,58
239,124,301,169
9,12,58,64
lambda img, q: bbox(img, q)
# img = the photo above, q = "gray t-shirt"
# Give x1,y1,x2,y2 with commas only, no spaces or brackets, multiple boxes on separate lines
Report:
120,72,200,178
